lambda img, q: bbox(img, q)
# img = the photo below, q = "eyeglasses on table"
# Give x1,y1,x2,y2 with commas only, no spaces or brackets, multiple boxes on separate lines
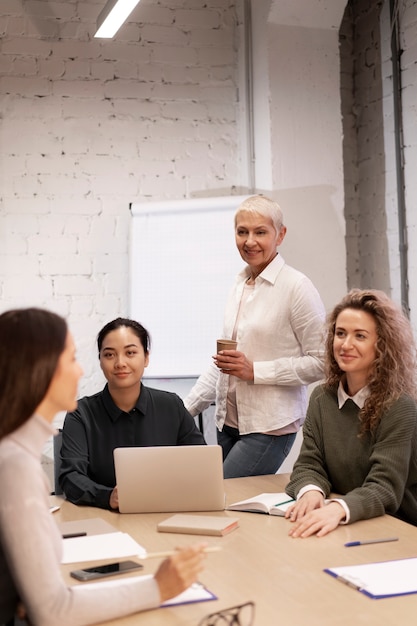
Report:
197,601,255,625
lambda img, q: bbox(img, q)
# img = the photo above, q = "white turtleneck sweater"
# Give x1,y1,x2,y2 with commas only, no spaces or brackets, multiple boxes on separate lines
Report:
0,414,160,626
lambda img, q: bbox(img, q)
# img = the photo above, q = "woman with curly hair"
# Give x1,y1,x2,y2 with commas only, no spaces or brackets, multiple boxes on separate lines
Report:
284,289,417,537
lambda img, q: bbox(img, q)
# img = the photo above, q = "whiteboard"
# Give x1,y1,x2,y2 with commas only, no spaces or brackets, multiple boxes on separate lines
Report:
129,196,248,377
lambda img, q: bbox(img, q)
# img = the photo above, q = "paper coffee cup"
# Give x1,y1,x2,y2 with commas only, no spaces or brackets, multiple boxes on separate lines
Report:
217,339,237,353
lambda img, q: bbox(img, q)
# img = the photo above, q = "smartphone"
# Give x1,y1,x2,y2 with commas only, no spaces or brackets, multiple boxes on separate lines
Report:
70,560,143,581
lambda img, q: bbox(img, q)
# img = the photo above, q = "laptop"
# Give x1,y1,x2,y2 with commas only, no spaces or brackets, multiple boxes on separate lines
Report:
114,445,225,513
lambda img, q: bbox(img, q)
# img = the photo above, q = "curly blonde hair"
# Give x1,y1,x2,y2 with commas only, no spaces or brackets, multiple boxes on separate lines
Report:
325,289,417,435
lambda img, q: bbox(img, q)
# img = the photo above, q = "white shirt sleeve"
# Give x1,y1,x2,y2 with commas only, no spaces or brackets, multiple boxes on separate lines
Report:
296,485,349,523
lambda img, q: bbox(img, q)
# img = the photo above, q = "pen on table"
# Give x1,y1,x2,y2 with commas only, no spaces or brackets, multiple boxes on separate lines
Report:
141,546,222,560
344,537,398,547
62,532,87,539
336,575,362,591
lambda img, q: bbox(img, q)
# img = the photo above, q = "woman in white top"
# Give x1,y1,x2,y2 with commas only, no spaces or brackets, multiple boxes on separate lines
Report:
185,195,326,478
0,308,206,626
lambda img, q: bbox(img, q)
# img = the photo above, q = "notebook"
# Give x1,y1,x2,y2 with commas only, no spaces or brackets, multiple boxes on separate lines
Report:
114,445,225,513
157,514,239,536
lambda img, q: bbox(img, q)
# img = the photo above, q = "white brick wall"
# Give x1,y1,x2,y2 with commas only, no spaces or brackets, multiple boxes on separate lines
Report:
0,0,240,403
2,0,417,476
338,0,417,337
400,0,417,333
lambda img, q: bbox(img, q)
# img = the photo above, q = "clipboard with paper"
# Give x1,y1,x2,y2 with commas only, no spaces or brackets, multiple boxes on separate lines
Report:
325,556,417,599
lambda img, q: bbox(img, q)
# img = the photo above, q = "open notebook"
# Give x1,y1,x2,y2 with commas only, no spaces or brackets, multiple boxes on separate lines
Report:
114,445,225,513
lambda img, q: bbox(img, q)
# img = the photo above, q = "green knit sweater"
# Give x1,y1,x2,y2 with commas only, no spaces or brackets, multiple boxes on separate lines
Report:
286,385,417,525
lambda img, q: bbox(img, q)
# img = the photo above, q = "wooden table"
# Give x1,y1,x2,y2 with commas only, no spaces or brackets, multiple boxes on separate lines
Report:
52,474,417,625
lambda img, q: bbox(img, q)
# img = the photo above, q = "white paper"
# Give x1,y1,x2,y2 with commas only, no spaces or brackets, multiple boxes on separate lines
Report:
61,531,146,564
161,582,217,606
326,557,417,597
74,577,217,607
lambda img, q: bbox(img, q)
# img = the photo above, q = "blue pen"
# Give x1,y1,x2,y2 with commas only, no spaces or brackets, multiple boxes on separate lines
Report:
344,537,398,547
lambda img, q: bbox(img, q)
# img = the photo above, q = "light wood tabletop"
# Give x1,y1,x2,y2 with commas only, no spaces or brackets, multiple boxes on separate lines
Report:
52,474,417,626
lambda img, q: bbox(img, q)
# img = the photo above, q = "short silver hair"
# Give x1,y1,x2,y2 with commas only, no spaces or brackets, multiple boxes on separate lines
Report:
234,195,284,233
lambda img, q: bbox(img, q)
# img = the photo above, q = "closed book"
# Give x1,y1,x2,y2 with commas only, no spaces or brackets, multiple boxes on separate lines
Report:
157,514,239,536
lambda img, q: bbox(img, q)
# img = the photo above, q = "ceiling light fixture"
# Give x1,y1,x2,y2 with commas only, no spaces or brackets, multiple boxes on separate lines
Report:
94,0,141,39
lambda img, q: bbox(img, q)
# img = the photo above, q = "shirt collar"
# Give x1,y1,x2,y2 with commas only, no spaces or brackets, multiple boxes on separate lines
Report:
239,253,284,285
337,379,370,409
103,383,147,421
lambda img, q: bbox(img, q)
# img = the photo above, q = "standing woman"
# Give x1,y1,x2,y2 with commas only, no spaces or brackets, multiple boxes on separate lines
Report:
185,195,326,478
0,308,205,626
285,289,417,537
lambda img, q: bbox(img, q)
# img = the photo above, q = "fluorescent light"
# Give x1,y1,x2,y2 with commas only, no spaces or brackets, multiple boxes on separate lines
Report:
94,0,141,39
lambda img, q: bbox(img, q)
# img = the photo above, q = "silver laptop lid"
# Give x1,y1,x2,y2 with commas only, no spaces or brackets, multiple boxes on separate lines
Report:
114,445,225,513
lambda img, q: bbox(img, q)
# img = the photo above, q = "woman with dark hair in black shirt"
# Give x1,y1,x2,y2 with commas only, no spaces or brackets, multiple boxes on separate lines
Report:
59,317,205,510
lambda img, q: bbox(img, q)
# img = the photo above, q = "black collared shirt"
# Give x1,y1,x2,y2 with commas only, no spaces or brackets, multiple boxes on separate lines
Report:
59,383,206,509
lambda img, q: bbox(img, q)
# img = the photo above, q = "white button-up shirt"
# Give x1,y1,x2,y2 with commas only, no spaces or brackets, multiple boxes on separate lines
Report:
185,254,326,434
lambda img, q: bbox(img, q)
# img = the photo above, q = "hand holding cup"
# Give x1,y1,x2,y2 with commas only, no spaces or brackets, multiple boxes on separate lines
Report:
215,339,254,381
216,339,238,353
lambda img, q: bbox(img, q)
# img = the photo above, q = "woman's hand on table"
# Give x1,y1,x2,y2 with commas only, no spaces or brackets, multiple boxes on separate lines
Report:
286,494,346,538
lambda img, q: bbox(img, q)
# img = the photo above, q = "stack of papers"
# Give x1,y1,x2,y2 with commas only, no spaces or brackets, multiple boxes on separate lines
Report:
61,531,146,564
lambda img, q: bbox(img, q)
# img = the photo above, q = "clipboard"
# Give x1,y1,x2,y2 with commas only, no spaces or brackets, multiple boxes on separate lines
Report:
325,556,417,599
161,582,217,607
